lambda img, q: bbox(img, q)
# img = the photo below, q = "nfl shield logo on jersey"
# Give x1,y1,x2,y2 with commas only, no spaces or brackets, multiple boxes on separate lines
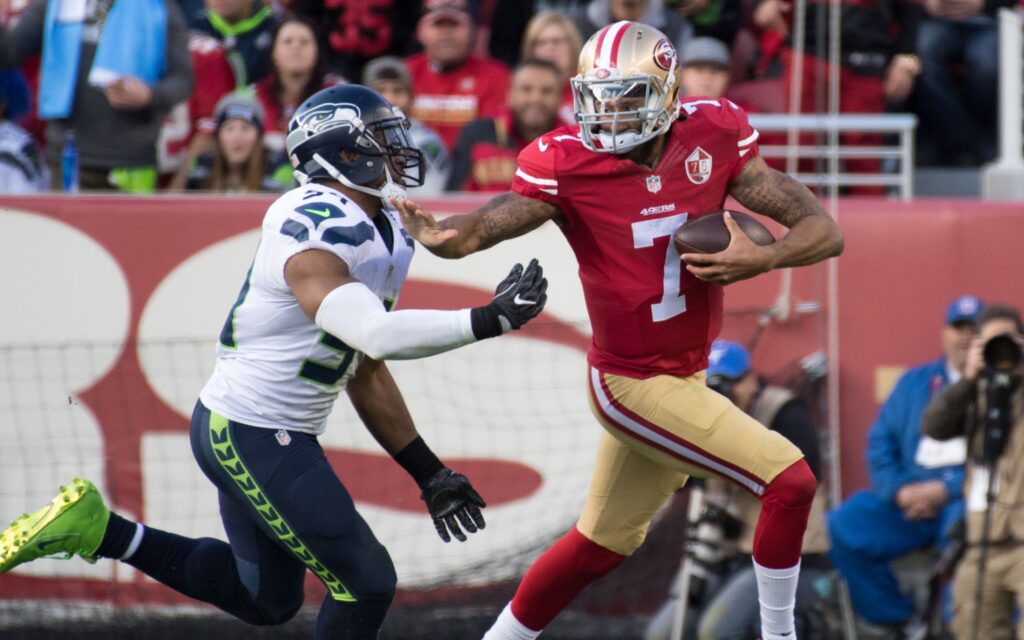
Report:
646,175,662,193
686,147,713,185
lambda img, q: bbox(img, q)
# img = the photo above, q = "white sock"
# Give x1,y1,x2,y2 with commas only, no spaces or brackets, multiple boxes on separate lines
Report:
481,603,541,640
120,523,145,561
753,558,800,640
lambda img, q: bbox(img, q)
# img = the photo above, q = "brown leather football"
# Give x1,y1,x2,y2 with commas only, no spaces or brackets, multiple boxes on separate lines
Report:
673,210,775,255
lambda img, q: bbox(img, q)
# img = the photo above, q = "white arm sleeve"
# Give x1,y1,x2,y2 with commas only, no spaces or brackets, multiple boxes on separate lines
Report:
315,282,477,361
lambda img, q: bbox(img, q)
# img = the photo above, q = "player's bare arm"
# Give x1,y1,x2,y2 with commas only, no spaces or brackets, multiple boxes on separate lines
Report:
285,249,356,319
345,357,419,454
393,193,561,258
346,353,487,543
683,157,844,285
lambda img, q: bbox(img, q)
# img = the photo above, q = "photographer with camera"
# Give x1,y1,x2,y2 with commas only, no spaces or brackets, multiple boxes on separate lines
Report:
921,304,1024,640
646,340,834,640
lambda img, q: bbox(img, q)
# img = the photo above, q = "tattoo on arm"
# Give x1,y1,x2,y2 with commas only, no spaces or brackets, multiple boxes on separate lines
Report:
442,192,559,253
729,158,827,228
727,157,843,266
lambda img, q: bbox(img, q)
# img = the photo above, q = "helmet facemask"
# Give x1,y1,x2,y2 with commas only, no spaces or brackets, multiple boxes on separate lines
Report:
572,67,680,154
353,111,425,192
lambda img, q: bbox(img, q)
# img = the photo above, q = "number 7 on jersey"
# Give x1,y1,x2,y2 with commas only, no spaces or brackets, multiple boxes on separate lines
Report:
632,213,688,322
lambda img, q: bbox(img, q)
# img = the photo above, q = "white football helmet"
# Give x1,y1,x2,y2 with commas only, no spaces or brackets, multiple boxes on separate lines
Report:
571,21,681,154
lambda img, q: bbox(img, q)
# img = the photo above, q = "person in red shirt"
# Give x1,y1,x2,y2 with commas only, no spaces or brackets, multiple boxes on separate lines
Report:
161,33,237,190
446,59,563,192
520,10,584,127
406,0,510,151
395,21,843,640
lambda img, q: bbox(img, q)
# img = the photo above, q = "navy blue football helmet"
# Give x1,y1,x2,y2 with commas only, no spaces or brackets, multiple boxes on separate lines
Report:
286,84,424,203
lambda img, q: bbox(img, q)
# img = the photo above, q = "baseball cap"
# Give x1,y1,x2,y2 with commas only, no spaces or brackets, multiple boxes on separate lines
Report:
362,56,412,90
946,295,984,325
680,37,730,69
214,93,264,133
421,0,473,24
707,340,751,380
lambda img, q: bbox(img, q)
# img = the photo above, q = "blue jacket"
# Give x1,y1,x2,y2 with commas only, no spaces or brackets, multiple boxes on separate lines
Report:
866,357,965,503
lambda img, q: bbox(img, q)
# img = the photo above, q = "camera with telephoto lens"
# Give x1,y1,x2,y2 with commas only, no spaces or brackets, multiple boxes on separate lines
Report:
980,333,1023,465
983,333,1023,374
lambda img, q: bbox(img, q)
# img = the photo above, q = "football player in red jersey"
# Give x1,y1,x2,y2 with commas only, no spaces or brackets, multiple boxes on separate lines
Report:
395,20,843,640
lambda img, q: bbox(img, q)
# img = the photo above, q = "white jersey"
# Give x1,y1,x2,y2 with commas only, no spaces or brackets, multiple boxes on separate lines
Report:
200,184,414,434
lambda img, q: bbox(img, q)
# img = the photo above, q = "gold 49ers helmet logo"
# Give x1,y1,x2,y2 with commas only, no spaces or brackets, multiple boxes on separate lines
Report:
653,38,677,70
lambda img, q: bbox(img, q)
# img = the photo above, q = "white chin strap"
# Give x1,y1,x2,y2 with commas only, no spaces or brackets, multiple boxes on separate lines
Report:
310,152,408,206
596,129,643,153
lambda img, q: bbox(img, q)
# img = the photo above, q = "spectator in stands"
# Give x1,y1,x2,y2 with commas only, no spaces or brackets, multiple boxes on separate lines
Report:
161,33,237,191
290,0,421,82
753,0,923,194
828,296,980,636
667,0,742,46
520,10,583,127
0,0,193,193
0,68,44,193
679,37,732,99
569,0,694,58
363,56,451,197
913,0,1013,166
186,93,286,192
250,15,340,159
446,59,562,192
407,0,511,152
190,0,277,87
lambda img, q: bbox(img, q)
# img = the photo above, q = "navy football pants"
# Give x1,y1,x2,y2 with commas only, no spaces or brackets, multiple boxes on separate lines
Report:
123,400,396,638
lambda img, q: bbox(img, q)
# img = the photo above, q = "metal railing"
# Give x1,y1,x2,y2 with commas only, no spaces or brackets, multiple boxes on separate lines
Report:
749,113,918,200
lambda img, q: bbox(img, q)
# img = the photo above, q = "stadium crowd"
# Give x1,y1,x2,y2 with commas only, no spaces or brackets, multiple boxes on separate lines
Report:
0,0,1014,195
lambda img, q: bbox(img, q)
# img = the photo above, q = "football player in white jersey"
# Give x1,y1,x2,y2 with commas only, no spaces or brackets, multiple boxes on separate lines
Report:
0,85,547,639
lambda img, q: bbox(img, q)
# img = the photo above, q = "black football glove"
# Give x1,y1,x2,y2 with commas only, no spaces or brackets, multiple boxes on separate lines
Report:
488,258,548,332
420,468,487,543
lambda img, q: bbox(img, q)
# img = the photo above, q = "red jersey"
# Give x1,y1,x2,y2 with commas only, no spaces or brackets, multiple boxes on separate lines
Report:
453,110,529,192
512,98,761,378
406,53,511,151
157,34,235,175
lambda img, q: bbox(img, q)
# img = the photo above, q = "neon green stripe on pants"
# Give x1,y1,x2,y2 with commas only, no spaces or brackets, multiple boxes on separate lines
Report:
208,411,355,602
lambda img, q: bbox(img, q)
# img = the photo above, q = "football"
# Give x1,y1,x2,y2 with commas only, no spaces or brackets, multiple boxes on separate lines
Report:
673,210,775,255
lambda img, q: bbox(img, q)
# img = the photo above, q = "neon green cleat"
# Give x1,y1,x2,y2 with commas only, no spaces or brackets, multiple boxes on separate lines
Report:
0,477,110,573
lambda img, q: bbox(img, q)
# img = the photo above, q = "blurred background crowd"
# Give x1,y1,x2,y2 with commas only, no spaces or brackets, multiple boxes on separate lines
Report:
0,0,1016,196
